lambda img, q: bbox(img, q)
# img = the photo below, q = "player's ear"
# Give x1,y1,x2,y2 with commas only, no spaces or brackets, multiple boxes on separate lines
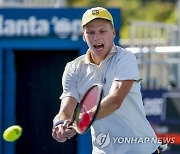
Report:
113,28,116,39
82,31,87,42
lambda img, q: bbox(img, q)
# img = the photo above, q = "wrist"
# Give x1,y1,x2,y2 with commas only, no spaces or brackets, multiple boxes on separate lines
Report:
52,119,65,130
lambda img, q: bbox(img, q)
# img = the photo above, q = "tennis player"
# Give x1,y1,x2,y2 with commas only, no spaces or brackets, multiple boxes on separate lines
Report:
52,7,163,154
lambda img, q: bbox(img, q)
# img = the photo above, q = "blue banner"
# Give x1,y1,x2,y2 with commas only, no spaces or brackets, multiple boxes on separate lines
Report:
142,89,167,123
0,8,121,42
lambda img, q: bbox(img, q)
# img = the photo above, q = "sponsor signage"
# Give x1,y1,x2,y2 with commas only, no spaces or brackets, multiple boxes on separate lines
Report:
0,8,121,41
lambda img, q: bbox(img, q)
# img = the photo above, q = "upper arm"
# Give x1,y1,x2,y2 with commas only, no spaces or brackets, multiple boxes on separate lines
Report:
114,51,140,81
60,62,80,102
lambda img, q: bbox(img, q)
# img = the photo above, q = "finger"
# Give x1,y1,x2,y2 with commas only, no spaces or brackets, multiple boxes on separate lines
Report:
55,127,68,142
63,133,74,138
64,127,76,134
63,119,71,129
52,131,57,139
63,128,76,139
52,127,59,138
57,137,67,143
52,129,65,142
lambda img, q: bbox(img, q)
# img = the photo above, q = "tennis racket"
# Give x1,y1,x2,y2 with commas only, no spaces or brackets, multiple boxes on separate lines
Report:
68,84,103,134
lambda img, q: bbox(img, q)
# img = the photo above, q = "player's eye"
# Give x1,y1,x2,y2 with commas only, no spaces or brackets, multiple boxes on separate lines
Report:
86,31,94,35
100,30,106,34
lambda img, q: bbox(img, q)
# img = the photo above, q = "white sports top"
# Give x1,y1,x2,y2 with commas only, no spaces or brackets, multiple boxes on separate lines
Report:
60,45,160,154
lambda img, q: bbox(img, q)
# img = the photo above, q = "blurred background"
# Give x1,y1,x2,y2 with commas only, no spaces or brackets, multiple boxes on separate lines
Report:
0,0,180,154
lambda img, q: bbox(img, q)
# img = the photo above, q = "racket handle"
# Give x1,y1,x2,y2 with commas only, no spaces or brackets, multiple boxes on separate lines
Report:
68,103,80,127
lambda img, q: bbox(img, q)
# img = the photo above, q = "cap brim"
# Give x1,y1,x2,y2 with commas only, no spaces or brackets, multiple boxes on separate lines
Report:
82,17,113,27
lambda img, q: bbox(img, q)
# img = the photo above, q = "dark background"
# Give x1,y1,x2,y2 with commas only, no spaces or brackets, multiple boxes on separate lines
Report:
15,50,78,154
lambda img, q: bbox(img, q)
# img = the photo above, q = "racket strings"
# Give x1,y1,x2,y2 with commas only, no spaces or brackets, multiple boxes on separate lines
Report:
69,85,103,134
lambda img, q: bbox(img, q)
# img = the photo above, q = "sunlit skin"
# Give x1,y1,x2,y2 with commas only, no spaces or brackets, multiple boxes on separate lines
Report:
82,19,116,65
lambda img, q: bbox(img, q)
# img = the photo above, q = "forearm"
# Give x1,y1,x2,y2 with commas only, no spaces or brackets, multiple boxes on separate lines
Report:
96,80,134,120
96,94,122,120
53,96,78,126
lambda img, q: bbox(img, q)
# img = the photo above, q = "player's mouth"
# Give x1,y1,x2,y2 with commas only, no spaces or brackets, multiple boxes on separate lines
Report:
94,43,104,51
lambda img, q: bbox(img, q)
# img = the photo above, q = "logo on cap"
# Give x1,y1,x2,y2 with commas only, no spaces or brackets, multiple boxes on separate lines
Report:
92,10,99,15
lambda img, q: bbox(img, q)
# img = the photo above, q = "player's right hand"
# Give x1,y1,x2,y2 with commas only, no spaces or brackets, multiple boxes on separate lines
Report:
52,124,68,142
